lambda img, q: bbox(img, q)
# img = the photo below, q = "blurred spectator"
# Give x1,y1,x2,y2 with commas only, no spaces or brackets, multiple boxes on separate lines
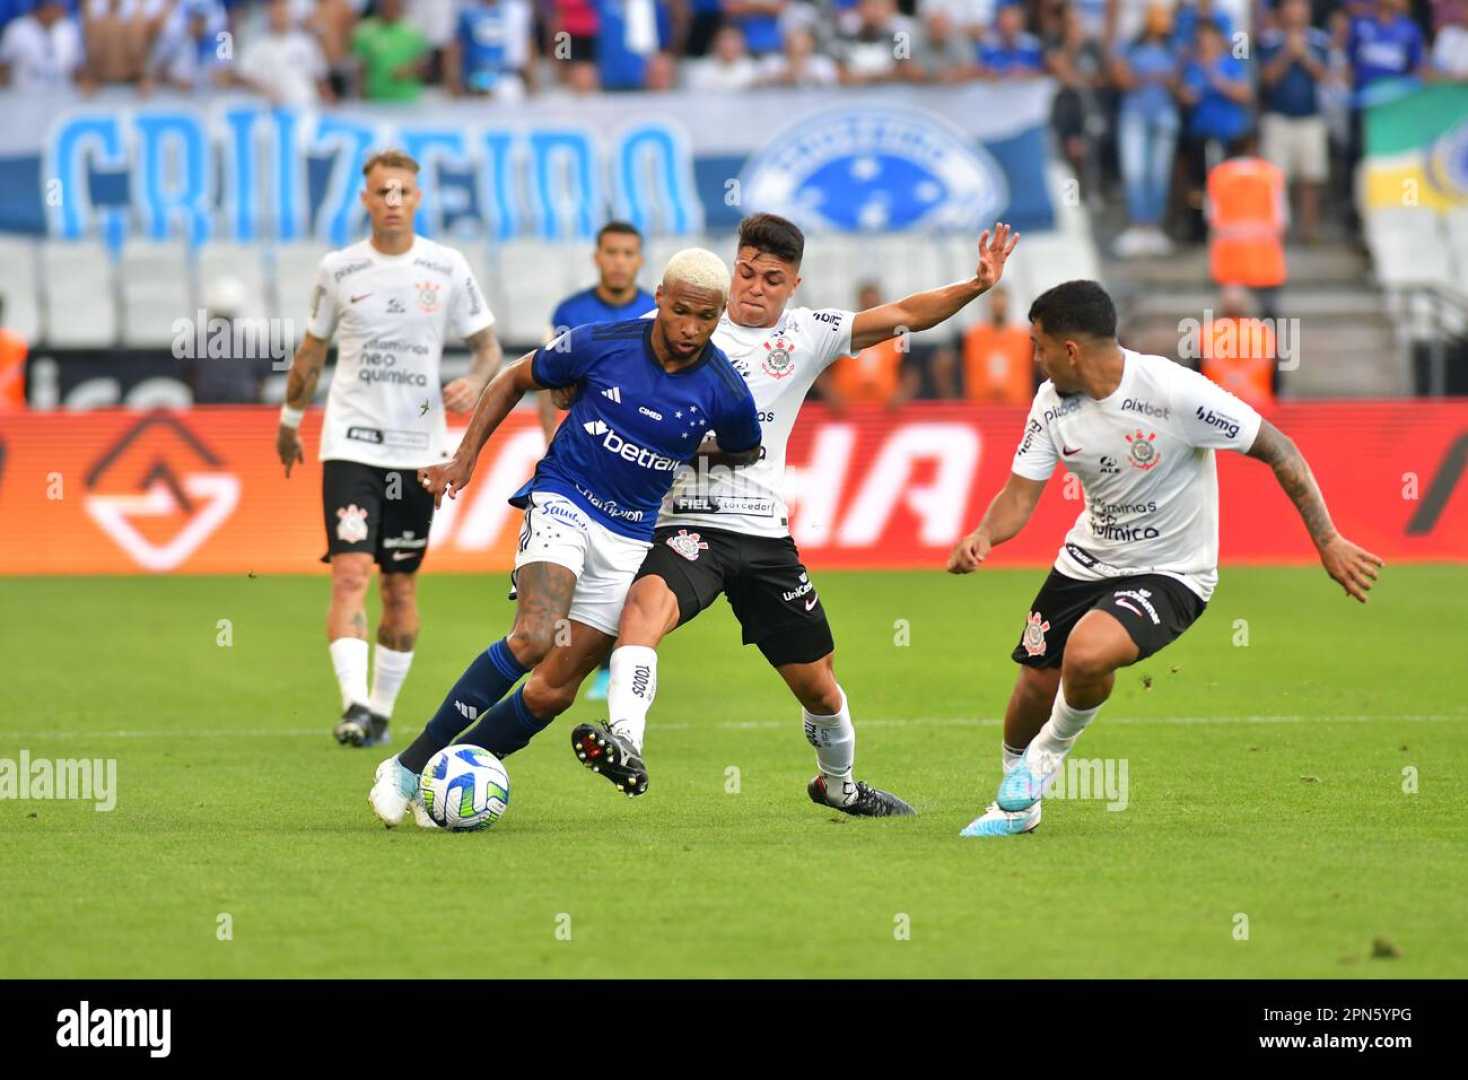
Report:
0,0,84,88
446,0,534,99
352,0,429,101
962,285,1034,404
1430,1,1468,77
1196,284,1278,408
598,0,667,90
1111,3,1180,257
685,22,759,88
1177,21,1253,241
1347,0,1427,104
144,0,232,92
1206,134,1287,322
835,0,916,85
822,282,918,410
758,24,837,85
406,0,457,81
84,0,147,85
724,0,785,57
978,0,1045,79
235,0,333,106
1171,0,1234,56
1045,1,1105,205
552,0,601,92
911,5,981,82
917,0,994,42
1257,0,1331,242
682,0,725,58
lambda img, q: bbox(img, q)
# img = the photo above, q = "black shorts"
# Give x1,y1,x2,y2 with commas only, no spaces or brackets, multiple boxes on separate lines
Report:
1012,569,1206,669
321,459,436,573
635,526,834,668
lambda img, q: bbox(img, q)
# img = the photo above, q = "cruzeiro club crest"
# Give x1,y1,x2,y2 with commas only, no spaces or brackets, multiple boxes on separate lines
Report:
666,528,709,561
737,107,1009,232
762,336,795,379
416,281,441,314
1021,611,1050,657
1124,429,1161,471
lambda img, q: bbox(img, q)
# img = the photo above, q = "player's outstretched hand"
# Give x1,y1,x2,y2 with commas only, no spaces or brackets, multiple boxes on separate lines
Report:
277,424,304,478
946,530,992,574
442,378,479,414
975,222,1021,292
418,455,474,509
1319,535,1384,603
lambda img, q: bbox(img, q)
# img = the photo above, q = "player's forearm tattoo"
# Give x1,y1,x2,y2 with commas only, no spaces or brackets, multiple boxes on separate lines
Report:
350,611,368,638
285,338,326,408
464,327,503,391
1247,421,1337,549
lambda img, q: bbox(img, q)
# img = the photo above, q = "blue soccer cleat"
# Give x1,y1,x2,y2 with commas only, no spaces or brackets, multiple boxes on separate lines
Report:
996,744,1065,812
959,801,1042,837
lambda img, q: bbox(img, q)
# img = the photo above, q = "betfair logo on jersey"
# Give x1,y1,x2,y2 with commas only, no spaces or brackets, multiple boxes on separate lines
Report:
581,421,680,472
1195,406,1241,440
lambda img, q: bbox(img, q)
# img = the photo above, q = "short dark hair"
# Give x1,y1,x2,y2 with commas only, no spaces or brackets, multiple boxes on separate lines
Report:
596,220,642,247
737,212,804,267
1028,280,1117,340
361,149,420,177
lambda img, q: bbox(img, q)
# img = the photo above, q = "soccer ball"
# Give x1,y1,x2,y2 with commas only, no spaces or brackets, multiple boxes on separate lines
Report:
420,746,510,831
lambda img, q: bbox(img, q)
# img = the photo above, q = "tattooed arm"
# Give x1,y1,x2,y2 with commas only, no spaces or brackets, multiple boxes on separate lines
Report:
1245,419,1384,603
443,325,505,413
277,332,329,477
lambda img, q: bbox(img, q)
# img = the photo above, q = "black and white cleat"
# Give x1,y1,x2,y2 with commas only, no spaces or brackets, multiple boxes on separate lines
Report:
807,775,916,817
571,722,649,797
333,703,374,747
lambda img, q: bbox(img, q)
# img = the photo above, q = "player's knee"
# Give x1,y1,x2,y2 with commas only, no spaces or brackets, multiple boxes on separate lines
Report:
1061,636,1122,684
330,561,372,599
379,574,417,618
507,623,556,666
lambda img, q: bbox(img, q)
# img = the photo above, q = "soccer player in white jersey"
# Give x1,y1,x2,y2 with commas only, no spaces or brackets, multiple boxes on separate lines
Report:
539,213,1019,814
949,280,1383,837
276,149,503,748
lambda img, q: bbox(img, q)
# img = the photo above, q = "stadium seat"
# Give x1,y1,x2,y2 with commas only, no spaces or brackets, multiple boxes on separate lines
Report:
0,235,41,345
119,240,193,348
198,243,270,322
492,239,582,346
1444,207,1468,285
40,240,118,348
1366,207,1453,288
270,242,331,350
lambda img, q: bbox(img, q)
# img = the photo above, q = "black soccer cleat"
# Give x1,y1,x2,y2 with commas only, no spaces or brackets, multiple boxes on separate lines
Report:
571,722,649,797
363,710,391,748
807,775,916,817
333,703,373,747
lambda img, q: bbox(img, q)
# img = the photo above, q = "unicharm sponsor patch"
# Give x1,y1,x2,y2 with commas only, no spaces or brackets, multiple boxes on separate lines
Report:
738,108,1008,232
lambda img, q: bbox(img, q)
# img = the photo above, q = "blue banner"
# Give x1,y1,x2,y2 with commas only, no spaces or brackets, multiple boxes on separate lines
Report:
0,83,1057,247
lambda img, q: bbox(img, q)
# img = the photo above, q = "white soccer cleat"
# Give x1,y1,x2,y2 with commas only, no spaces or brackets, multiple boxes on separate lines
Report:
410,791,439,830
369,755,419,828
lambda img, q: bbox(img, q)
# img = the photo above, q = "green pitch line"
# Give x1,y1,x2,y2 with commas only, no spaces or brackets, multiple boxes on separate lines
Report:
0,566,1464,979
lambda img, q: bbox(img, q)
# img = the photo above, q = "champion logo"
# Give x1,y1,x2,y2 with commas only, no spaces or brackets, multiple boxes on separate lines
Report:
602,386,622,404
583,420,609,436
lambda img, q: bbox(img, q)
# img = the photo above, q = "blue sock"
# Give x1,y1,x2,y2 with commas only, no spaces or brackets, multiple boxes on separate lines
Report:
459,687,553,759
399,639,527,773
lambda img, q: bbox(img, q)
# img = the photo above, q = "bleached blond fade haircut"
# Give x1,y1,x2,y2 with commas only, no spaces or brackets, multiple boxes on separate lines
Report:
661,248,731,300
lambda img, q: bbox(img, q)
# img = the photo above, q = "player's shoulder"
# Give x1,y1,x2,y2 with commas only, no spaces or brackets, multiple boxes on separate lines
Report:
703,341,751,398
411,236,470,277
784,305,853,339
318,239,373,272
1029,377,1061,413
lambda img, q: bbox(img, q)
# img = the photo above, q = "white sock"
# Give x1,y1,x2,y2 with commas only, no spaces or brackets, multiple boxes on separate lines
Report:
607,645,658,753
1002,741,1025,773
1030,685,1102,759
803,686,855,802
329,637,369,712
369,644,414,718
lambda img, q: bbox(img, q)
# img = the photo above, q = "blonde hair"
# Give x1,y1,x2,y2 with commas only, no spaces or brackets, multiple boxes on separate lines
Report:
661,248,731,299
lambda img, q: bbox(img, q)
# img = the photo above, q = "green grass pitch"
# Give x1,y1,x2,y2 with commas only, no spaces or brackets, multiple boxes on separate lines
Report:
1,565,1464,978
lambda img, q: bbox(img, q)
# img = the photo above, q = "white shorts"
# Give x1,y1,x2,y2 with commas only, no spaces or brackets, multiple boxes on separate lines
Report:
512,491,651,637
1260,113,1329,183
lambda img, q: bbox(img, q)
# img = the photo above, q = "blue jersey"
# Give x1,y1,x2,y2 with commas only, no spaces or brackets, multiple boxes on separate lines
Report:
514,319,761,540
550,286,656,337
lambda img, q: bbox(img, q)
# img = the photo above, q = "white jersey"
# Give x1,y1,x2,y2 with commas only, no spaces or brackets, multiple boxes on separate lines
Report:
1012,349,1264,601
657,306,856,539
308,236,494,469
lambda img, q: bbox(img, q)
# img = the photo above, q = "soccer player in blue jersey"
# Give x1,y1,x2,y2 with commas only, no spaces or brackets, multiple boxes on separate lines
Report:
368,249,761,826
540,221,657,701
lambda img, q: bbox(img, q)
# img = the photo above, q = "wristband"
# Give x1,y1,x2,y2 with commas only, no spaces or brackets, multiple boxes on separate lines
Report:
279,405,304,429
